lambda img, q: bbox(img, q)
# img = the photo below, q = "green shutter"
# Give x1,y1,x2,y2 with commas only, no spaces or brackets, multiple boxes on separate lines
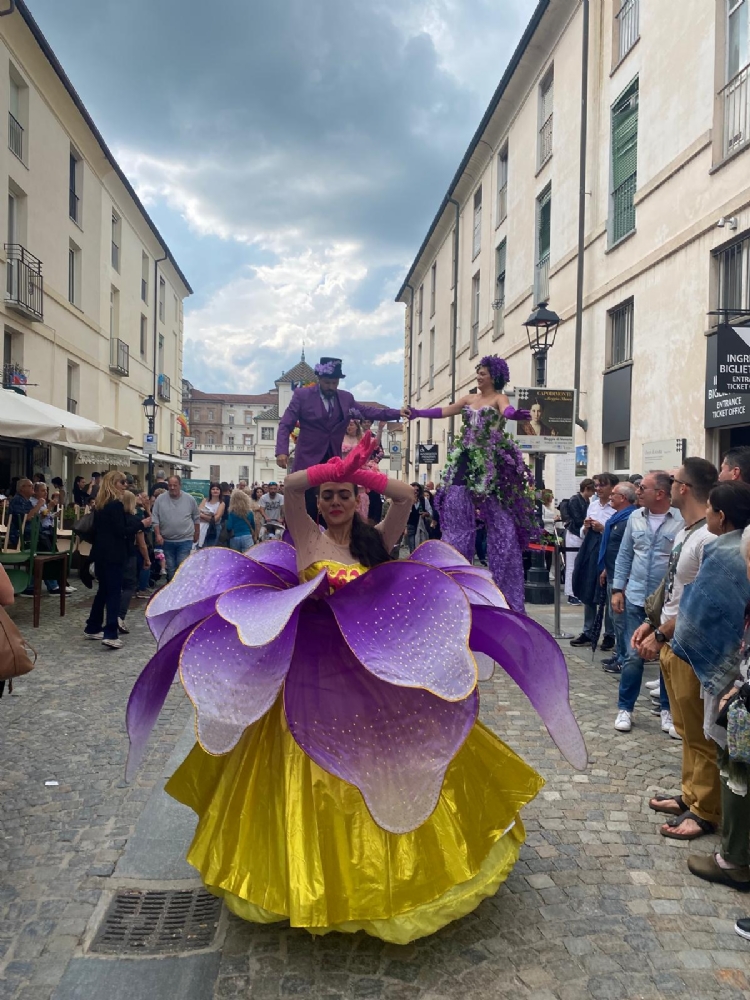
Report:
611,79,638,241
496,239,506,282
538,186,551,260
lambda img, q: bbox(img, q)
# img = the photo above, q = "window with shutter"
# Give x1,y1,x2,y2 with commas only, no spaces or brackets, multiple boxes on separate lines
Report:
535,186,551,305
472,187,482,260
493,240,507,340
538,71,554,166
496,146,508,225
610,79,639,244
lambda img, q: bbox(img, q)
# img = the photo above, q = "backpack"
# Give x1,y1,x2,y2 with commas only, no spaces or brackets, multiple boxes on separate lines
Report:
557,498,571,528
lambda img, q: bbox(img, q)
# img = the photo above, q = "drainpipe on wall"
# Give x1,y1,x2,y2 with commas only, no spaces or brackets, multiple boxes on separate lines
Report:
152,253,168,472
405,282,414,481
0,3,16,16
573,0,589,432
448,197,460,446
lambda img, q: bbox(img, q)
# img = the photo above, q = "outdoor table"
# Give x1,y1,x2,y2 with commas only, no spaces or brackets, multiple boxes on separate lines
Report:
31,551,67,628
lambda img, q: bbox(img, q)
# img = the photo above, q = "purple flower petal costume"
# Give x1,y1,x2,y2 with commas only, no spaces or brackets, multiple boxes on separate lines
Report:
127,542,586,837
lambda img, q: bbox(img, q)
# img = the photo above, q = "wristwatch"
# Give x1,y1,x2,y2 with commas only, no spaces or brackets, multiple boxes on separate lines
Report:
654,629,667,643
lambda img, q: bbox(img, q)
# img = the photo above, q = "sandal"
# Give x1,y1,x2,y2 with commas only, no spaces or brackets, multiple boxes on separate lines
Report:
649,794,686,816
660,810,717,840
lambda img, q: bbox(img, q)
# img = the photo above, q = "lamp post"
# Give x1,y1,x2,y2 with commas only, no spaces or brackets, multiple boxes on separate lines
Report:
142,394,157,493
522,302,560,605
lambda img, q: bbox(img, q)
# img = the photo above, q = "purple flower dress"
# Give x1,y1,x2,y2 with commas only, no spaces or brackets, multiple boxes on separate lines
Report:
436,406,538,612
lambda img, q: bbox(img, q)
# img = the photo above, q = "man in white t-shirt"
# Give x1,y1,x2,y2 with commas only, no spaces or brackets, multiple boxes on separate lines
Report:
259,482,285,525
632,458,720,842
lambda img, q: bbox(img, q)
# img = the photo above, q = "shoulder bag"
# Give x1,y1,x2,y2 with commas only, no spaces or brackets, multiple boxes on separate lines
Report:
73,510,96,543
0,606,37,691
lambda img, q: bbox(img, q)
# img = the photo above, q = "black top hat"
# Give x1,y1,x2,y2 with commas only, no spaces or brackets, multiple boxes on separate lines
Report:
315,357,345,379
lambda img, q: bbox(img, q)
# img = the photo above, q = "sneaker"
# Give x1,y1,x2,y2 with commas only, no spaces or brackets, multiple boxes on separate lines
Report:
102,638,123,649
47,587,60,594
135,591,151,599
735,917,750,940
661,710,673,733
20,588,35,597
84,631,104,639
645,678,660,690
64,585,77,594
601,655,618,666
668,725,682,741
650,704,661,716
614,710,632,732
600,635,615,652
567,596,582,606
118,618,130,635
570,633,592,647
603,661,622,675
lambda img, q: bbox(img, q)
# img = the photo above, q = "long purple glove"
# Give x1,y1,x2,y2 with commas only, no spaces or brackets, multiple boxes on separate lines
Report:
503,405,531,421
409,407,443,419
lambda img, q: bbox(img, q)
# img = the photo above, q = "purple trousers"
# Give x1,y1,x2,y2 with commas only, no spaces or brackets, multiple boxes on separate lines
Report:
438,485,525,613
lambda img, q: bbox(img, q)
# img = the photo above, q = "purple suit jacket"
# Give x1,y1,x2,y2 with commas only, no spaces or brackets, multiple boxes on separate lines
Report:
276,386,400,471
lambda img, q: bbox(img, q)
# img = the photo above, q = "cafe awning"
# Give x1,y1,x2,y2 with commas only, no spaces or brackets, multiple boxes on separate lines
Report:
74,443,141,467
0,390,131,449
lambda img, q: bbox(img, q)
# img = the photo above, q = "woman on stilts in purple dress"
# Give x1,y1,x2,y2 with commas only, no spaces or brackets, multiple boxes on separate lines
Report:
406,355,537,612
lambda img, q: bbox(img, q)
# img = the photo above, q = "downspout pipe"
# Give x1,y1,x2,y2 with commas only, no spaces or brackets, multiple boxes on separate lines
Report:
405,282,415,481
0,3,16,16
153,253,167,401
448,197,460,446
573,0,589,432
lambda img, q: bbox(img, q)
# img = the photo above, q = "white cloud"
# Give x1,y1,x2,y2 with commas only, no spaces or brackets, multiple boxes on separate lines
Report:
349,380,402,410
373,348,405,366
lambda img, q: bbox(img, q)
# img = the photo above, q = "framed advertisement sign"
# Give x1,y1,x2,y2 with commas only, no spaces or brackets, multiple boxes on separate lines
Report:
514,388,575,453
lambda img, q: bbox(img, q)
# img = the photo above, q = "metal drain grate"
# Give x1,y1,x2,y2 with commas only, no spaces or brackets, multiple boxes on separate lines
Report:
90,888,222,954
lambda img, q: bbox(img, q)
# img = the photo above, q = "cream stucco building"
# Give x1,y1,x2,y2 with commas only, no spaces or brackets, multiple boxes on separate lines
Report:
398,0,750,492
0,1,191,487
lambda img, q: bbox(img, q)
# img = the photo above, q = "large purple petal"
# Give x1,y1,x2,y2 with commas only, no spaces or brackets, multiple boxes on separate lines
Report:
284,604,479,834
180,613,297,754
328,561,476,701
247,540,299,587
157,597,222,650
409,539,472,570
147,548,286,643
470,605,588,770
125,626,195,780
446,569,509,609
216,570,327,646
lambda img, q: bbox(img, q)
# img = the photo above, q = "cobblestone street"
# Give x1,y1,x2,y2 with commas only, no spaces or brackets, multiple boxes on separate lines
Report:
2,587,750,1000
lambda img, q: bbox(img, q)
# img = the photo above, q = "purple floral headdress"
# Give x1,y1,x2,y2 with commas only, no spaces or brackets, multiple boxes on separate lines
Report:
479,355,510,385
314,361,338,377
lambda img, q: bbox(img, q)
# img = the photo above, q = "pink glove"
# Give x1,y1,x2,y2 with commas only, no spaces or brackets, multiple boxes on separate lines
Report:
351,467,388,493
307,431,376,487
503,406,531,421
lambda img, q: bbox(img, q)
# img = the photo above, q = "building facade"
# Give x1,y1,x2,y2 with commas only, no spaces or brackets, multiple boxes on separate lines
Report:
398,0,750,490
0,2,191,487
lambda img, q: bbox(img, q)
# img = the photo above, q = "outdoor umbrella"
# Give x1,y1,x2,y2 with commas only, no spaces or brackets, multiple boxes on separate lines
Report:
0,388,63,443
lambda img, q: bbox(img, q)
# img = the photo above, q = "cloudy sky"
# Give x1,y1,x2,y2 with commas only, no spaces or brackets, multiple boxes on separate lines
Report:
29,0,537,407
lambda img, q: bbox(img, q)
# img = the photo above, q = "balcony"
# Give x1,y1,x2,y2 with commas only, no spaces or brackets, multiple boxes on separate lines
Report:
8,112,22,160
193,443,254,453
157,373,171,402
616,0,639,62
109,337,129,376
67,397,77,414
5,244,44,321
2,362,29,390
722,63,750,159
69,188,80,225
534,254,550,306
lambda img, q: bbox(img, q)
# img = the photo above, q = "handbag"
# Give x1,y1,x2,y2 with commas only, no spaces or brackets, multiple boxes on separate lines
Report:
73,510,96,543
205,519,218,544
727,684,750,764
644,518,706,628
0,605,36,684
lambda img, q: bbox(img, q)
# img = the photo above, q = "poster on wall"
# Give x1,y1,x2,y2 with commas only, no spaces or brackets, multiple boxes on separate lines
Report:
514,388,575,454
716,324,750,393
575,445,588,477
642,439,686,474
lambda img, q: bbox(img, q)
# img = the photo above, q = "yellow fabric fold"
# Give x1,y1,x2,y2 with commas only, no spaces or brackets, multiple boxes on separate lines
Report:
166,696,543,942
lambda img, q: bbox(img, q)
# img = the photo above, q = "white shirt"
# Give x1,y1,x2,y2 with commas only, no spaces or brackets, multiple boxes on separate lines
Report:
585,496,615,531
661,523,713,623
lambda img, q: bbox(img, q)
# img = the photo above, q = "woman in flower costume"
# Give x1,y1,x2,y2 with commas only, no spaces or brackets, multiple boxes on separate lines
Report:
125,433,586,944
407,355,536,612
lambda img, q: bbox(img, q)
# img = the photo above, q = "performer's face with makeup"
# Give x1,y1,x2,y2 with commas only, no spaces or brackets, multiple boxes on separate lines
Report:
318,483,357,524
475,365,491,391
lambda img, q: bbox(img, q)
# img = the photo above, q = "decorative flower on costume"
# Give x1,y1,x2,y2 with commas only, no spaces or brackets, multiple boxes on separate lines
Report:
314,361,338,376
126,539,586,835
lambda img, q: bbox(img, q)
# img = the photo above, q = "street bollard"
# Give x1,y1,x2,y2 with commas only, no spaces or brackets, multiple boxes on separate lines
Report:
552,541,573,640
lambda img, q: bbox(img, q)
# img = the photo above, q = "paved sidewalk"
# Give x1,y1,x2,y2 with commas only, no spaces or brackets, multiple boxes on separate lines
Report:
1,588,749,999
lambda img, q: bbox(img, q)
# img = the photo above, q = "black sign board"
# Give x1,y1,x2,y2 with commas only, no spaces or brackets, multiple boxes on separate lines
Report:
417,444,439,465
706,332,750,428
716,324,750,392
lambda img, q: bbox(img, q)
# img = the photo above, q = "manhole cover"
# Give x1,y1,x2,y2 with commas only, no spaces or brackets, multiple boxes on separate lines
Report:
90,888,222,954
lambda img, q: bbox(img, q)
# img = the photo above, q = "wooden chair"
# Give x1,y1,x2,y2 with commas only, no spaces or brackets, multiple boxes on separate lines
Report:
0,514,37,594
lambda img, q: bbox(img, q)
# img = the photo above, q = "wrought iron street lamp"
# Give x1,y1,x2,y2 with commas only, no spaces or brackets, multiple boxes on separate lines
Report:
142,394,157,492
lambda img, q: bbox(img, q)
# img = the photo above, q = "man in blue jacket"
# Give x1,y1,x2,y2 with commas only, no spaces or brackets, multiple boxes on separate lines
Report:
611,471,683,733
597,482,638,673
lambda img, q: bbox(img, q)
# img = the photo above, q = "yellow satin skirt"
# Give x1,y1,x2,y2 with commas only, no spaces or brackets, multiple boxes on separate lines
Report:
166,697,543,945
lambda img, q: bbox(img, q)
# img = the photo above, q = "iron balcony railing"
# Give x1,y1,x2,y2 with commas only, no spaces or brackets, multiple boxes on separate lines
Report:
539,114,553,166
616,0,639,62
8,112,22,160
109,337,129,376
67,397,77,414
69,189,80,224
2,362,29,389
534,254,550,306
722,62,750,159
5,244,43,321
193,443,254,452
611,174,637,243
157,374,171,402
